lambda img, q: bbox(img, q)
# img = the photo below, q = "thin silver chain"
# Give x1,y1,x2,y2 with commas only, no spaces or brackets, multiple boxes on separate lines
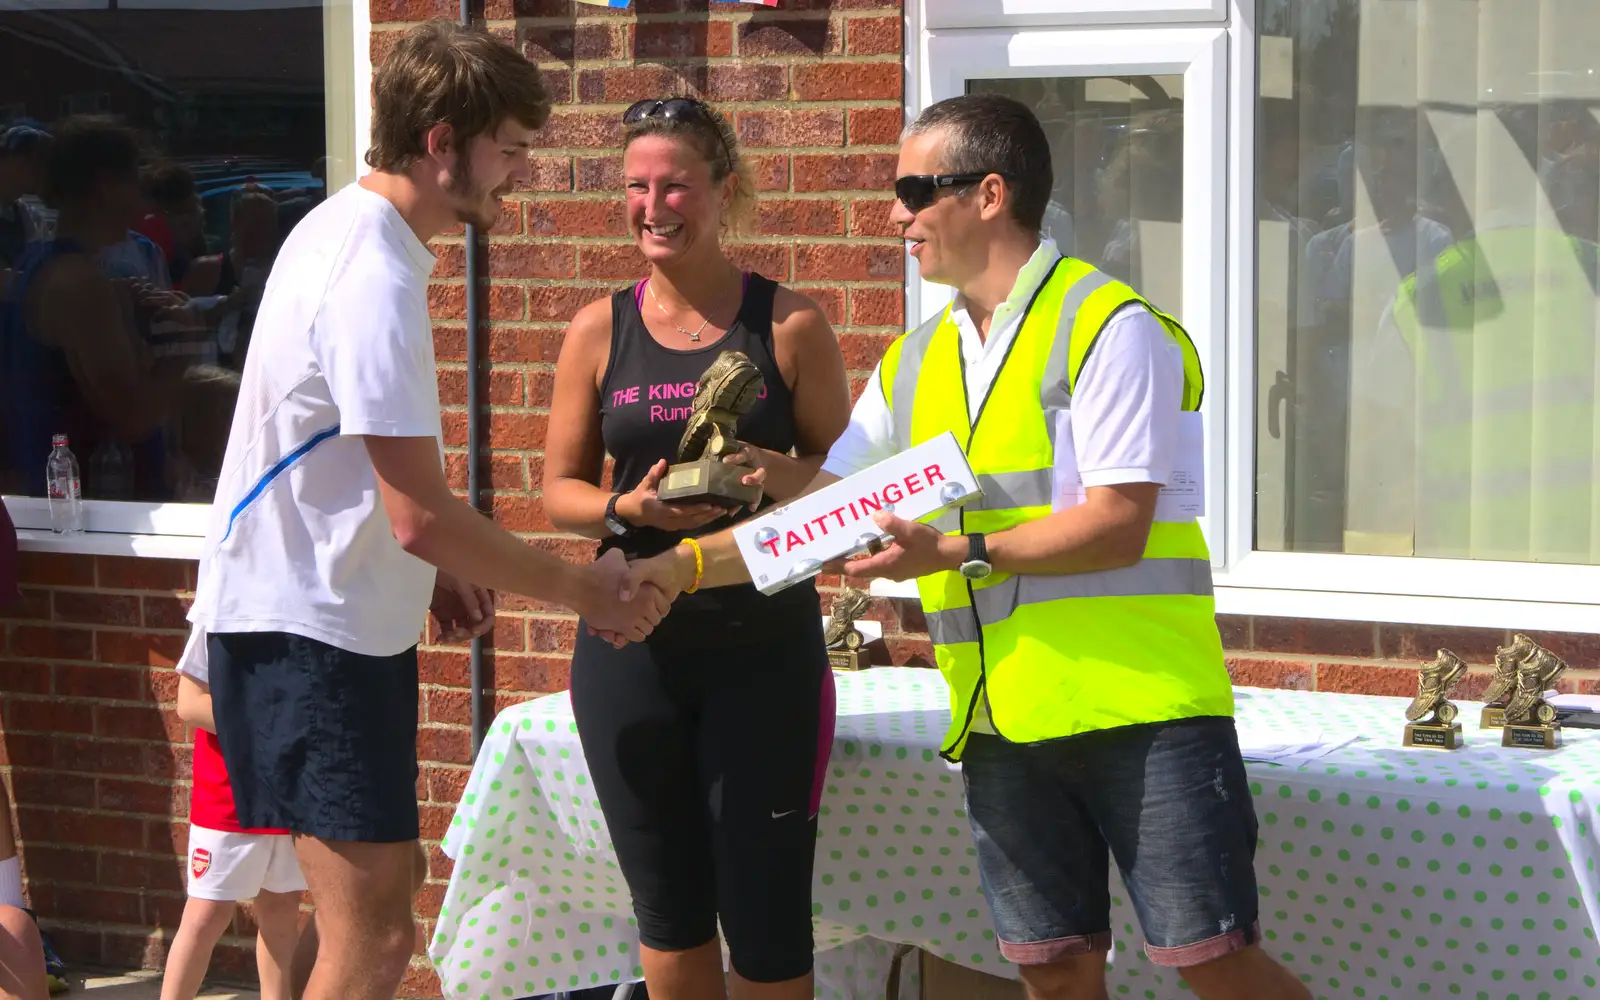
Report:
646,279,722,343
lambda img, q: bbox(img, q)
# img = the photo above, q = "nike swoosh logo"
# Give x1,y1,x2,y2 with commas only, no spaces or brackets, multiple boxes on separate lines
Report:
771,809,798,819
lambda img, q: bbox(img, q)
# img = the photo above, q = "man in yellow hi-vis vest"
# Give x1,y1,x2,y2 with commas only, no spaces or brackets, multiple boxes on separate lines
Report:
623,95,1307,1000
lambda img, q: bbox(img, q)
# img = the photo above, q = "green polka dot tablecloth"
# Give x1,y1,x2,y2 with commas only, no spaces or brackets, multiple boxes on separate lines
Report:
431,670,1600,1000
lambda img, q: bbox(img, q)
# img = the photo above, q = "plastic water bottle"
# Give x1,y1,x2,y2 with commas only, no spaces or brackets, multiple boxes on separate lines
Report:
46,434,83,534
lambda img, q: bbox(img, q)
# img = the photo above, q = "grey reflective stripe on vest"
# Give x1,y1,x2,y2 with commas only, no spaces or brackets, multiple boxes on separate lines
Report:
925,607,981,646
889,313,945,451
1040,269,1116,413
923,557,1213,647
973,469,1053,510
927,472,1051,527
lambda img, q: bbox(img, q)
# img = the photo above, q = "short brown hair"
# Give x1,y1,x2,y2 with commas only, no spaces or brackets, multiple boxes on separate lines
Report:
367,21,550,174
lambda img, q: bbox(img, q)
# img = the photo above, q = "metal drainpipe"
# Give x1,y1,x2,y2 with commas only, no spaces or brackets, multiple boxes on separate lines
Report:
462,0,488,760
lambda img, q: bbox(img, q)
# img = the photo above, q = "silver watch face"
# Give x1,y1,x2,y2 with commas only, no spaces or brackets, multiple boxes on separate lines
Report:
606,515,626,536
959,560,992,580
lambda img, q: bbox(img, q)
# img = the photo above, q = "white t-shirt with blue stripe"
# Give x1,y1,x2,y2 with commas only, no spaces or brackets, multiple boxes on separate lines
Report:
187,183,442,658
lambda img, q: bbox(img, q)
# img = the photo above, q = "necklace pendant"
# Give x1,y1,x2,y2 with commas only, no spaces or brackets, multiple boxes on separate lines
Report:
688,331,700,342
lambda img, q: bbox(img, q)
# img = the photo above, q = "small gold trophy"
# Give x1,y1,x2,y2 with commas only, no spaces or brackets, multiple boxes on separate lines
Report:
1403,649,1468,749
1480,633,1535,729
656,350,765,509
1501,639,1567,750
824,586,872,671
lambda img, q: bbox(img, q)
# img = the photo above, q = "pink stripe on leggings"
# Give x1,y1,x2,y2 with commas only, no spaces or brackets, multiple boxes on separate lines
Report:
810,668,837,816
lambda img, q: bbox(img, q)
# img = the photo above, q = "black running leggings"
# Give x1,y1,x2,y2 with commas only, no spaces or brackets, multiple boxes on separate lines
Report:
569,614,835,984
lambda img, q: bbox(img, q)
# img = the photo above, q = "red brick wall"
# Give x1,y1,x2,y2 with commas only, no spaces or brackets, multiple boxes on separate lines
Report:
5,2,1599,997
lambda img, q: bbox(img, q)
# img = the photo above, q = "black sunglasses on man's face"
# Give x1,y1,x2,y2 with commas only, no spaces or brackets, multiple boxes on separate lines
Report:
623,98,735,173
893,172,995,213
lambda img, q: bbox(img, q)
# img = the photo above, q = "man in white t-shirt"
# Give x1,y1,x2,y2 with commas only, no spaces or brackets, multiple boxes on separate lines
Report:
183,23,670,1000
627,96,1309,1000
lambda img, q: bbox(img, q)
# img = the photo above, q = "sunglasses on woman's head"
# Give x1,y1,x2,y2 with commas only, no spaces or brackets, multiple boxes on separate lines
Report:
894,172,998,213
623,98,735,172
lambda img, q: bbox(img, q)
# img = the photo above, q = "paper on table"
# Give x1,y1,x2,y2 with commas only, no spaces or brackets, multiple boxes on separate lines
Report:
1051,410,1204,520
1550,692,1600,711
1235,727,1360,768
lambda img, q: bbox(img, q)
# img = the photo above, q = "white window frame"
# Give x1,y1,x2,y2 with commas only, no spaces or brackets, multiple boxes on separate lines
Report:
885,2,1230,598
1214,0,1600,633
6,0,372,559
889,0,1600,634
924,0,1226,31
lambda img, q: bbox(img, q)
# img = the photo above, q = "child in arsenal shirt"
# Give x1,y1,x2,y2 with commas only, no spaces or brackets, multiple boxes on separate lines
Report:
163,641,308,1000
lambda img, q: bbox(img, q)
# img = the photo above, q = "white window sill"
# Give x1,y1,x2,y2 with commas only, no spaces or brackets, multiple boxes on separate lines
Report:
15,529,205,562
871,573,1600,634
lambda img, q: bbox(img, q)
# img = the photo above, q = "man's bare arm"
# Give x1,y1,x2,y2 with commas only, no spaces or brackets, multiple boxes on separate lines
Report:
365,435,668,639
986,483,1158,575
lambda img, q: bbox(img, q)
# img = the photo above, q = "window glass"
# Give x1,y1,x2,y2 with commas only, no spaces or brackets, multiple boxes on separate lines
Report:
1256,0,1600,566
970,74,1186,318
0,0,353,503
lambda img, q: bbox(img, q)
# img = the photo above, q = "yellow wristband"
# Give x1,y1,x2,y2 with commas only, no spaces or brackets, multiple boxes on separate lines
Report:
680,537,704,594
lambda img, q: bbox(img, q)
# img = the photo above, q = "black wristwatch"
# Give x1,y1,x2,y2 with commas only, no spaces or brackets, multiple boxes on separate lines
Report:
604,493,633,537
958,532,992,581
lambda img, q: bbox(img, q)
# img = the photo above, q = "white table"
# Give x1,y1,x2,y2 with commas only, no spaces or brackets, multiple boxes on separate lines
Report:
429,669,1600,1000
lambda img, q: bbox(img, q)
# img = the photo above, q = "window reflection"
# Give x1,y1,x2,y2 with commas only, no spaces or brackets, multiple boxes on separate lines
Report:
0,1,336,504
969,75,1185,319
1256,0,1600,567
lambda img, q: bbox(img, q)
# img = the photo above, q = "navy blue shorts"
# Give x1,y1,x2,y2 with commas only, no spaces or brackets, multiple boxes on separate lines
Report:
208,631,420,843
962,718,1260,968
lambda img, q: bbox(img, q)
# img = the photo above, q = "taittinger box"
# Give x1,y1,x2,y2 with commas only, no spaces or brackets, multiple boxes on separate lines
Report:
733,431,982,595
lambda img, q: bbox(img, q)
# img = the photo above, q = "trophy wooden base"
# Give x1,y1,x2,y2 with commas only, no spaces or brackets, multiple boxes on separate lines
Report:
1503,723,1562,749
1403,721,1463,749
828,648,870,671
657,459,762,508
1480,705,1506,729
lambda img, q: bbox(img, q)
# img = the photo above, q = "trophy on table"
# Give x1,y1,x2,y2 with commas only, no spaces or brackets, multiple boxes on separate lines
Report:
824,586,873,671
656,350,766,509
1501,639,1568,750
1479,633,1536,729
1403,649,1469,749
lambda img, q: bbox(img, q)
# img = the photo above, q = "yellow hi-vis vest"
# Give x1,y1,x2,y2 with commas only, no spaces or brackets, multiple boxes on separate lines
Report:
881,257,1233,762
1390,226,1600,563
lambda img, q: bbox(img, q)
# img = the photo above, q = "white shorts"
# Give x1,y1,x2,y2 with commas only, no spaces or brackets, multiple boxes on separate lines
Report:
186,824,307,902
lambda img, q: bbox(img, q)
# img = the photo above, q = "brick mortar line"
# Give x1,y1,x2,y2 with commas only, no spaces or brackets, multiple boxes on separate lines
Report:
0,660,183,676
543,98,902,111
479,12,895,29
1223,650,1600,672
431,270,906,282
496,190,907,200
536,51,906,61
467,232,904,241
7,585,189,596
540,103,903,115
6,741,182,754
493,9,884,23
434,268,908,276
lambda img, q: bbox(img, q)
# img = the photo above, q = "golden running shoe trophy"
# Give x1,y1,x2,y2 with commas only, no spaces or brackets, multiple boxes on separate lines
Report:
1501,639,1567,750
657,350,765,508
825,586,873,671
1403,649,1468,749
1480,633,1535,729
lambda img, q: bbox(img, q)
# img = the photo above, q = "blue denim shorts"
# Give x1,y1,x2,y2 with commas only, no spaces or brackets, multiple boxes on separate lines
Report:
962,717,1260,968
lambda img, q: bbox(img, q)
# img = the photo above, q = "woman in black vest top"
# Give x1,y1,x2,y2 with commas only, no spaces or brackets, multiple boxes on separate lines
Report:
544,99,852,999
